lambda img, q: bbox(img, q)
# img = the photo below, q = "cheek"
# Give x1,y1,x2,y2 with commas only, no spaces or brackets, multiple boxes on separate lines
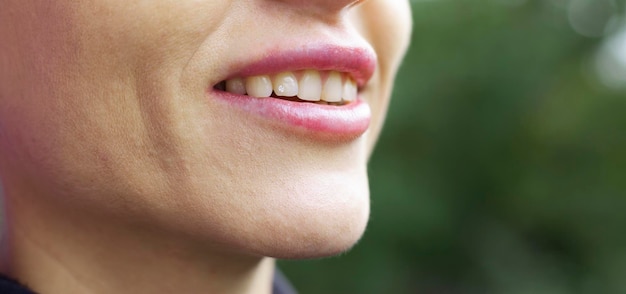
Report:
361,0,412,72
348,0,412,152
0,0,386,259
0,0,234,210
66,1,231,80
353,0,412,76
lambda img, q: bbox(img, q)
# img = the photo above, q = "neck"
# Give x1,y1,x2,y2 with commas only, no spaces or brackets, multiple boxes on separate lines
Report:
0,189,275,294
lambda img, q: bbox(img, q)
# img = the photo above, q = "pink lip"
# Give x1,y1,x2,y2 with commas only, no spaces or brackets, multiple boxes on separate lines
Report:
210,45,377,141
229,45,377,87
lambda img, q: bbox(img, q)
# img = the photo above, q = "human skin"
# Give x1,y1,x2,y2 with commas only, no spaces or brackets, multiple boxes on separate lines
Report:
0,0,412,293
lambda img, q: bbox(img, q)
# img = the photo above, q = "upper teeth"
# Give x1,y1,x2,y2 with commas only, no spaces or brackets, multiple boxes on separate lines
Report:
222,70,358,104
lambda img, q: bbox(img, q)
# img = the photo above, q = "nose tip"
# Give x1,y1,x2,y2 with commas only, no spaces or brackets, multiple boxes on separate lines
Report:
272,0,365,15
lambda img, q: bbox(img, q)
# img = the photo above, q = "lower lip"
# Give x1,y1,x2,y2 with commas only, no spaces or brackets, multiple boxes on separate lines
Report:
212,91,371,140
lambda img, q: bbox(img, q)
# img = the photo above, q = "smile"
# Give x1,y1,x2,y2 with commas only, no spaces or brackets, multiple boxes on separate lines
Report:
210,45,376,140
215,70,358,106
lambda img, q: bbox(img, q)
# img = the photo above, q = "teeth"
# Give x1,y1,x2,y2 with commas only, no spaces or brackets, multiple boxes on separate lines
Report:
226,77,246,95
297,70,322,102
245,75,273,98
273,72,299,97
322,71,343,103
222,70,358,104
343,78,357,102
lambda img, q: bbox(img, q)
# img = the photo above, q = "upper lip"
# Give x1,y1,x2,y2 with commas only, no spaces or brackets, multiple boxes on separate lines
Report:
215,44,377,89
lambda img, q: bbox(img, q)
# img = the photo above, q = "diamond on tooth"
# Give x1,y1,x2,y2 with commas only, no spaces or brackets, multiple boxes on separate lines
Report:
297,70,322,102
226,78,246,95
342,78,357,102
245,75,273,98
272,72,299,97
322,71,343,103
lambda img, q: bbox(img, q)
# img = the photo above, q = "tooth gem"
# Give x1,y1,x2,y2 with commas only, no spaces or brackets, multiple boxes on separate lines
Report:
273,72,299,97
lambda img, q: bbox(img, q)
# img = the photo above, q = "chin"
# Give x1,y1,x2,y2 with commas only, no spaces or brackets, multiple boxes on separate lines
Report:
165,154,372,260
262,175,371,260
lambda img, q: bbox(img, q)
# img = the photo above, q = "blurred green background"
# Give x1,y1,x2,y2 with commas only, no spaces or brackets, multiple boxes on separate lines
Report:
279,0,626,293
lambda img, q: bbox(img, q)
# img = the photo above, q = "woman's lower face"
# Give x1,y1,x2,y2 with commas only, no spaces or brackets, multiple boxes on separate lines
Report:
0,0,412,259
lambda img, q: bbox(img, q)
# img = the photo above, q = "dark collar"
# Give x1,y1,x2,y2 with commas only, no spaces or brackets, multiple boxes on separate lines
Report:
0,270,297,294
0,274,34,294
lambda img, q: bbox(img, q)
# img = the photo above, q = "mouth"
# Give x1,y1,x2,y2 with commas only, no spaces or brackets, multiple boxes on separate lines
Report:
209,45,376,140
213,70,358,106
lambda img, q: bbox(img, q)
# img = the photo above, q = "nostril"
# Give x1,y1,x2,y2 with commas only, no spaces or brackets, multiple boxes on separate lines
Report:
348,0,365,9
274,0,365,16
